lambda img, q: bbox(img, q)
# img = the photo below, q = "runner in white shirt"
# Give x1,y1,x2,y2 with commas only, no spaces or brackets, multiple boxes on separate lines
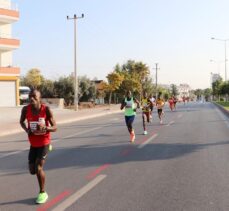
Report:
149,94,156,120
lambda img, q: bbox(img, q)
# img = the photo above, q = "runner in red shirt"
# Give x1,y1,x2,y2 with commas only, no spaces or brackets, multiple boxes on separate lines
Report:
168,97,174,111
20,89,57,204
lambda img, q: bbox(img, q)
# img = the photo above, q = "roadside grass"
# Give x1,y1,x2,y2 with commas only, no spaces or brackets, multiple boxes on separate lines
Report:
216,101,229,110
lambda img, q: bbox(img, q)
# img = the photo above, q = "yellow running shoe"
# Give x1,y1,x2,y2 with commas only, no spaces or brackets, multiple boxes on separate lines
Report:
36,192,48,204
48,144,53,152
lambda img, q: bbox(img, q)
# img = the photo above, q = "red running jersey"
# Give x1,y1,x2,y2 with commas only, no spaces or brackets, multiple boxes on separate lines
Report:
26,104,50,147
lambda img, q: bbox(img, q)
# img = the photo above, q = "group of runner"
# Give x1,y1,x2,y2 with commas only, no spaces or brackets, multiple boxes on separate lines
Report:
19,88,180,204
120,90,166,143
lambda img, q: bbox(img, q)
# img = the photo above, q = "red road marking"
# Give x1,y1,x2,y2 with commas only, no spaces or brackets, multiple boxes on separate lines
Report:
86,163,110,180
37,190,71,211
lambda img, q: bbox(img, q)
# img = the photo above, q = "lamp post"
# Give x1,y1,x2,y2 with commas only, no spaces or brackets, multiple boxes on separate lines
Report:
211,37,229,81
210,72,213,87
67,14,84,111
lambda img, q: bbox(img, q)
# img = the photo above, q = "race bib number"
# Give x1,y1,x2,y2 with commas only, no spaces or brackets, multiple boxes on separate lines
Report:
29,121,38,132
126,101,132,108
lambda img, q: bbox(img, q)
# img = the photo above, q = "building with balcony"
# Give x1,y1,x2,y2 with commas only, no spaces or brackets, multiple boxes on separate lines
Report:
0,0,19,106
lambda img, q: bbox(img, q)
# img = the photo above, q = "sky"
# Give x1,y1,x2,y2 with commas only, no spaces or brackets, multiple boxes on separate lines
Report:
12,0,229,89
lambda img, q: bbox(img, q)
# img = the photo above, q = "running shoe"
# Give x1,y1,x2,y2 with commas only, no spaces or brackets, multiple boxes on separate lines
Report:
48,144,53,152
143,131,148,135
36,192,48,204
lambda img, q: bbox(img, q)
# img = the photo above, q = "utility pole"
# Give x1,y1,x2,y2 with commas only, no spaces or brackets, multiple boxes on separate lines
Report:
67,14,84,111
153,63,159,98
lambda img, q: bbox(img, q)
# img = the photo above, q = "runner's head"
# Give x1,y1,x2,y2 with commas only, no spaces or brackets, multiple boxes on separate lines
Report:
158,92,162,99
126,90,132,98
143,91,147,98
29,89,41,106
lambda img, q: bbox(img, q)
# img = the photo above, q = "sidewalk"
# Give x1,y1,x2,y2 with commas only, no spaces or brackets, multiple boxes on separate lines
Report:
0,104,122,137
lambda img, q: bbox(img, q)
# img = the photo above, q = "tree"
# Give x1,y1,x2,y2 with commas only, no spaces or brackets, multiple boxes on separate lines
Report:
78,76,96,102
111,60,151,102
121,60,150,96
142,76,154,95
40,79,55,98
54,76,74,105
170,84,179,97
194,89,203,101
158,86,170,101
96,81,107,100
212,77,223,100
219,81,229,101
23,68,44,89
105,72,124,104
203,88,212,101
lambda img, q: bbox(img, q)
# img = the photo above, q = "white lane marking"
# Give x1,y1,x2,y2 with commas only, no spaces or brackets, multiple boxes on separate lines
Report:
138,134,158,149
63,126,104,139
0,148,28,159
166,120,175,127
0,126,109,159
52,174,107,211
215,108,229,128
111,118,120,121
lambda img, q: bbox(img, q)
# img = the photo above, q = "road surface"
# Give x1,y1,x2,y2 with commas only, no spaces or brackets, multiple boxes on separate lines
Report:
1,102,229,211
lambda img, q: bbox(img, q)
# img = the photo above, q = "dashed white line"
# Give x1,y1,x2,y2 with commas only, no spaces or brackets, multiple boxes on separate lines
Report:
0,148,28,159
166,120,175,126
138,134,158,149
52,174,107,211
62,126,104,140
0,126,108,159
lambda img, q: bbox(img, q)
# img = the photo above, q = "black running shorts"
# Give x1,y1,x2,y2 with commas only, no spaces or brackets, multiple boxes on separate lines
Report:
28,145,49,164
157,109,163,114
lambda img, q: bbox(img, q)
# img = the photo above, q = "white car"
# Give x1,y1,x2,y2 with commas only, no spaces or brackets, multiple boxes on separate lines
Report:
19,86,30,105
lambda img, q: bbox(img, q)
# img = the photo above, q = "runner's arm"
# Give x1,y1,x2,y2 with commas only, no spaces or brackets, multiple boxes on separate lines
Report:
147,99,152,107
120,99,126,110
46,106,57,132
134,98,140,108
20,106,32,135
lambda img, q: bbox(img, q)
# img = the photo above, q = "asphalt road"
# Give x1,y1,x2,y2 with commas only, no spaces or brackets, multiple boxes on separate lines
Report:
1,102,229,211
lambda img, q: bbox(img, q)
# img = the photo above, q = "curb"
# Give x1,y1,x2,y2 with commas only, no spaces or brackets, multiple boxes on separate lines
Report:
213,102,229,118
0,109,123,137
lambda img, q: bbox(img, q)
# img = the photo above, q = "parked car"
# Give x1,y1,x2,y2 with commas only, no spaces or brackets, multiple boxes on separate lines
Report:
19,86,30,105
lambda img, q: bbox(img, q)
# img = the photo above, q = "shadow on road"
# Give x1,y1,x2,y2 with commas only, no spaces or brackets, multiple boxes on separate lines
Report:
0,197,35,206
1,139,229,176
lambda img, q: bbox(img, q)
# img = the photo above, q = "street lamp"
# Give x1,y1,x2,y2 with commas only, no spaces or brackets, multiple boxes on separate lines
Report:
67,14,84,111
211,37,229,81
